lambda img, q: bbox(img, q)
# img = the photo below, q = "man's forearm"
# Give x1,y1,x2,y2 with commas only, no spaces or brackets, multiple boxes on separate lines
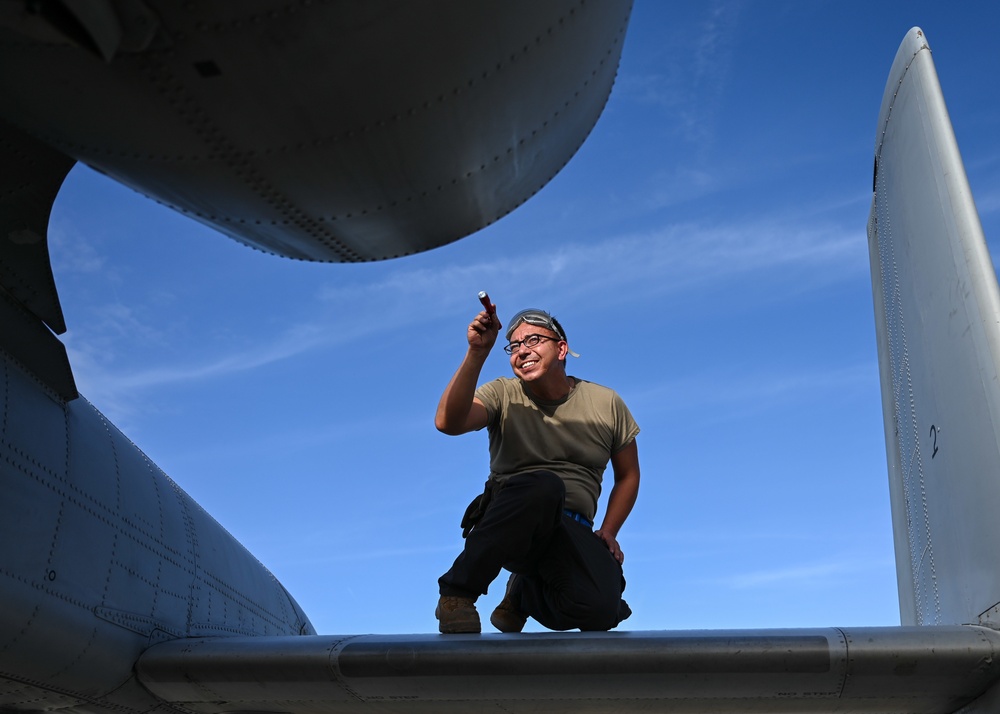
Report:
599,440,640,537
435,349,488,434
599,478,638,538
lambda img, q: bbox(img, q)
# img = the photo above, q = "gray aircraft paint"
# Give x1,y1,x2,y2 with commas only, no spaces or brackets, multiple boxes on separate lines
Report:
4,10,1000,714
1,355,312,711
868,28,1000,630
0,1,631,263
137,627,1000,713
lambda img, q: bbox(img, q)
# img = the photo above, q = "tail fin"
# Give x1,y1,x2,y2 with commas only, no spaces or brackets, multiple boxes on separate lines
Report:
868,28,1000,627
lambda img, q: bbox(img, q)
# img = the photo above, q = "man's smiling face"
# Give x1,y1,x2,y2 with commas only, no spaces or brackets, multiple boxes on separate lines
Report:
507,322,566,385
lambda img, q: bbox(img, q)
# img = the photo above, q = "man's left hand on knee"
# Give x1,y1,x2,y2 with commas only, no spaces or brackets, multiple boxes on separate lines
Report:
595,529,624,564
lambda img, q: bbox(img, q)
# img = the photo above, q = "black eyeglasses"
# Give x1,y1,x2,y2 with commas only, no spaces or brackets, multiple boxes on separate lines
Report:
503,334,559,355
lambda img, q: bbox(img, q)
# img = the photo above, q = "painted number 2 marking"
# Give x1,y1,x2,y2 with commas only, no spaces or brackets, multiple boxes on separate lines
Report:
929,425,939,459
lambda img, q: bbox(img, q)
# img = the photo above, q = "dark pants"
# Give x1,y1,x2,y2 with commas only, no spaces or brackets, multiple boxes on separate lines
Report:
438,471,629,631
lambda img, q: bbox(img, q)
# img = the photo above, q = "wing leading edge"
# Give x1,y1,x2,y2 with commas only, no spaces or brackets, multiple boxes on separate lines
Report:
137,626,1000,714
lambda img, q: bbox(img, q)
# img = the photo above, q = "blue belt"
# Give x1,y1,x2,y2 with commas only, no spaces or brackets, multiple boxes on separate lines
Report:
563,509,593,528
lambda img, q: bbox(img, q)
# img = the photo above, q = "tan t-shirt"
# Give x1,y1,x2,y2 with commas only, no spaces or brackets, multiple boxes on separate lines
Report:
475,377,640,522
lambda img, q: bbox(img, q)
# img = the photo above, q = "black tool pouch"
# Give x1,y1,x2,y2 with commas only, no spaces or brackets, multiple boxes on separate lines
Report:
460,479,494,538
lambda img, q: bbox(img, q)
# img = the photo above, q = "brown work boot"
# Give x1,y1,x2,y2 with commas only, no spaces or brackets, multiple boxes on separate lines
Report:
490,574,528,633
435,595,481,634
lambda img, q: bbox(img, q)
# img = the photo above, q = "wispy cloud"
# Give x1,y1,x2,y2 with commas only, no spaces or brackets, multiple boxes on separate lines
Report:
64,319,347,427
692,2,740,88
638,363,876,418
48,214,108,275
104,322,329,390
618,1,741,145
275,543,458,566
715,559,889,590
64,205,864,425
320,216,865,319
974,185,1000,216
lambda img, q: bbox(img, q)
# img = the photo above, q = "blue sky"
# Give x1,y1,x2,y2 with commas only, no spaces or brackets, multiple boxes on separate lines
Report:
47,2,1000,634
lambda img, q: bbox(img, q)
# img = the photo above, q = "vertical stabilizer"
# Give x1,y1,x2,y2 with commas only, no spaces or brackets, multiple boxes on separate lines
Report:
869,28,1000,627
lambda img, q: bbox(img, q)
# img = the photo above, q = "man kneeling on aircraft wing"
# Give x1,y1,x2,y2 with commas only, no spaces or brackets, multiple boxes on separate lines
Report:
435,304,640,633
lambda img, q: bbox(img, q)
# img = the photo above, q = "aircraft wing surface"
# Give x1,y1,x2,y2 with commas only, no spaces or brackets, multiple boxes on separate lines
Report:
137,627,1000,714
